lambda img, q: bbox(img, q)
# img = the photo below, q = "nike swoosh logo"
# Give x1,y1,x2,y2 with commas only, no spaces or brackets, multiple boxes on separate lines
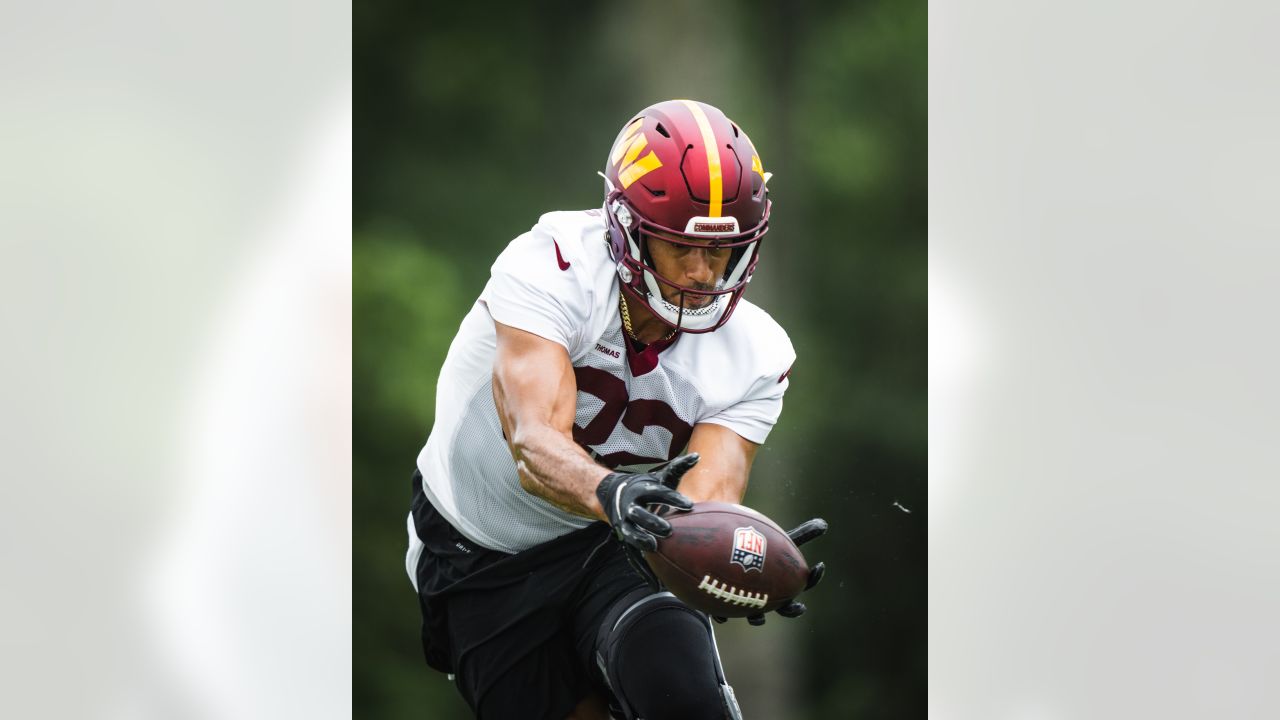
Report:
553,239,571,271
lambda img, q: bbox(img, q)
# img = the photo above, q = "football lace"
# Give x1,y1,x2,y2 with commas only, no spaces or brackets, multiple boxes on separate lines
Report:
697,575,768,609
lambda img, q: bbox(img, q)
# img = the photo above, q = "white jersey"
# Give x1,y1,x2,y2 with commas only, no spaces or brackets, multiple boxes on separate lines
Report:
416,209,795,553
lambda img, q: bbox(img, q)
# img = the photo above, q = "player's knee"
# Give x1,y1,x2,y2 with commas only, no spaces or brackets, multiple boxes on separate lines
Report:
612,604,724,719
626,650,722,719
637,681,723,719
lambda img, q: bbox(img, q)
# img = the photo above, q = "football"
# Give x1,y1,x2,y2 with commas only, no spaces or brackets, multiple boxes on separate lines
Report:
644,501,810,617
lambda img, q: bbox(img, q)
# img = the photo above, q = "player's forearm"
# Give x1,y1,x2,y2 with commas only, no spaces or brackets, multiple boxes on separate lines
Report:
680,482,746,505
510,425,610,521
680,424,756,505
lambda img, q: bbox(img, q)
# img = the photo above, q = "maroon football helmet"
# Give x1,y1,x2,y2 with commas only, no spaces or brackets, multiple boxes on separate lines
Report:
600,100,772,333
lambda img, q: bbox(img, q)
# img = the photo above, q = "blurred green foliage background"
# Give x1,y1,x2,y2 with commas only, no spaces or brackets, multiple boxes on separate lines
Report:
355,1,924,717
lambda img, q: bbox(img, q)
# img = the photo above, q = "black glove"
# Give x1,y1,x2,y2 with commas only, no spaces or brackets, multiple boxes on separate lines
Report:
596,453,697,551
596,453,698,587
713,518,827,626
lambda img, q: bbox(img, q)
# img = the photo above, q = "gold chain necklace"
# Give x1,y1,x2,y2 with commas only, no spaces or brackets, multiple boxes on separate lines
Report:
619,290,675,344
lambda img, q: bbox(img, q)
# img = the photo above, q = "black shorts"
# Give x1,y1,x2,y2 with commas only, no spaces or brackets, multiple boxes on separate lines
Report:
409,471,649,719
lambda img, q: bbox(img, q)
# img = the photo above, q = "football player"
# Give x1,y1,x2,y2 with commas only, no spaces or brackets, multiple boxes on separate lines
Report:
405,99,826,719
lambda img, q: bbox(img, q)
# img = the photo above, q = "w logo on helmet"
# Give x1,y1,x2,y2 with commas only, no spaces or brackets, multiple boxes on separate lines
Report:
730,526,767,573
610,118,663,189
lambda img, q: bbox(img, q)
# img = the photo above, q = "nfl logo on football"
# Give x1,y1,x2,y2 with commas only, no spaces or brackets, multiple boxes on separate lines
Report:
730,526,767,572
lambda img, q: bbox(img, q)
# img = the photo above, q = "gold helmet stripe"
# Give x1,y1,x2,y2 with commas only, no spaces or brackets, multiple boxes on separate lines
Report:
679,100,723,217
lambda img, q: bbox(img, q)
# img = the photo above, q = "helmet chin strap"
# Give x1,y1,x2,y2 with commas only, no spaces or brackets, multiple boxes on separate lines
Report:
641,270,726,331
657,292,721,318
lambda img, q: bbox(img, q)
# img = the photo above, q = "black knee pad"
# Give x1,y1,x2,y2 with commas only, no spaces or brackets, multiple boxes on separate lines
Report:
596,590,740,719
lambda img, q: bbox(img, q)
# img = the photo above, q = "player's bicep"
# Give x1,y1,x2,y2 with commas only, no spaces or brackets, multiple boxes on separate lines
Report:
678,422,760,504
491,320,578,448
